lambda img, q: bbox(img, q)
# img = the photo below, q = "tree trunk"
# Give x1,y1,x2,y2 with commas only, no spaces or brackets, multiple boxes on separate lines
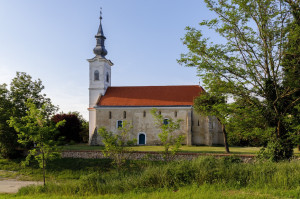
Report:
217,118,230,153
222,124,230,153
42,152,45,186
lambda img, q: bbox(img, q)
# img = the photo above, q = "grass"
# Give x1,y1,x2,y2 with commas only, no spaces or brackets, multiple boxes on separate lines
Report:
1,184,300,199
62,143,300,155
0,156,300,198
1,152,300,198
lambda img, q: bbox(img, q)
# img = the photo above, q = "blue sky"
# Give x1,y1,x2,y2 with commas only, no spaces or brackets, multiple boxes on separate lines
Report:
0,0,217,119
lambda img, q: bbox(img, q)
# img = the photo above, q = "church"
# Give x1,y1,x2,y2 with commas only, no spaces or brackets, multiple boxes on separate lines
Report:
88,13,224,146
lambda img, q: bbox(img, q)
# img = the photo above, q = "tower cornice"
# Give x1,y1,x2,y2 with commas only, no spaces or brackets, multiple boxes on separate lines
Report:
87,56,113,66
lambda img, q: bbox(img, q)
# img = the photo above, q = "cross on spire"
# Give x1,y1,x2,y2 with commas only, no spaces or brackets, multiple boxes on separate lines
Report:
100,7,102,20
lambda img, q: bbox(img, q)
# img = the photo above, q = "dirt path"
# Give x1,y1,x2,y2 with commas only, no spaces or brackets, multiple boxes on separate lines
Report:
0,179,42,193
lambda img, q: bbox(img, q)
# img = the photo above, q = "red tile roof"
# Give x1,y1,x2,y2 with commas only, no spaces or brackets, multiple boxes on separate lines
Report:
97,85,204,106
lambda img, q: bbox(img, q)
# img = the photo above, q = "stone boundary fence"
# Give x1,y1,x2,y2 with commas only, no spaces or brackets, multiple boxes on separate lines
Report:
62,150,255,162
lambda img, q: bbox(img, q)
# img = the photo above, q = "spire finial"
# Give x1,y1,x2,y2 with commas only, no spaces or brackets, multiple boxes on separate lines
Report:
100,7,102,20
93,7,108,58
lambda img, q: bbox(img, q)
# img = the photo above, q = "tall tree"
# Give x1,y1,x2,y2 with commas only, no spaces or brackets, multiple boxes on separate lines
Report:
0,72,58,158
282,0,300,150
178,0,299,160
10,72,57,118
0,84,18,158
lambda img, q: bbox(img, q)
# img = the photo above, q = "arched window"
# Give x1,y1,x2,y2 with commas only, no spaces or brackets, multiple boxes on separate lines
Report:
138,133,146,145
109,111,112,119
158,111,161,115
163,119,169,125
123,111,126,119
94,70,99,81
143,111,146,117
198,120,200,126
106,72,109,83
175,111,177,117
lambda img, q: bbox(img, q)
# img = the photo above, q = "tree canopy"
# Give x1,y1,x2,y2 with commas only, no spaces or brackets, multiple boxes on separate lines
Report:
0,72,57,158
179,0,300,160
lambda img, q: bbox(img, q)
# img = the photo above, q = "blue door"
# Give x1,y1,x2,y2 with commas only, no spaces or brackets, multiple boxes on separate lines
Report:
139,134,145,145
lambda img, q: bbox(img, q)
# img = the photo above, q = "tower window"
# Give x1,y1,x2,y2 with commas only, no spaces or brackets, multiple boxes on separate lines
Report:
94,70,99,81
123,111,126,119
109,111,112,119
106,72,109,83
143,111,146,117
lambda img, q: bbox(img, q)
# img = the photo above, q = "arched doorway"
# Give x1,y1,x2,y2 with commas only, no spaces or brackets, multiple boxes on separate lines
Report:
138,133,146,145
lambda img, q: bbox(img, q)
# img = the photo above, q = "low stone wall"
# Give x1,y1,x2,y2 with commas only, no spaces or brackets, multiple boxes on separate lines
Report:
62,150,255,162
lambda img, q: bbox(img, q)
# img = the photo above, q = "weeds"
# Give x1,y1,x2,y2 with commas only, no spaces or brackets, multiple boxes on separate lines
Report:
8,156,299,196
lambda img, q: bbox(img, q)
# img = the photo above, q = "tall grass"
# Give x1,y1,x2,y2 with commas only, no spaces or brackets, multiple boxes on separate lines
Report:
4,184,300,199
17,156,300,197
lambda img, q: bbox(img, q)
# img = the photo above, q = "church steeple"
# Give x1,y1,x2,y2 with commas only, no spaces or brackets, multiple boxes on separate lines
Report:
93,8,108,58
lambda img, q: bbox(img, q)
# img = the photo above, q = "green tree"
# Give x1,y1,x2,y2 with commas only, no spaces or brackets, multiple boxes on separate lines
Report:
178,0,299,160
226,98,271,147
282,0,300,151
9,99,65,185
0,72,58,158
0,84,19,158
151,108,184,161
98,121,136,168
10,72,57,117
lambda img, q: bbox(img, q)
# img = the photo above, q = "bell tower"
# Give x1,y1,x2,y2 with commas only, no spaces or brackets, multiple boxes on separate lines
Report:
88,9,113,144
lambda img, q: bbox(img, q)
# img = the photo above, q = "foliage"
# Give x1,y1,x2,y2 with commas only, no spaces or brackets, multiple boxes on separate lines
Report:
178,0,300,160
150,108,184,161
282,0,300,151
8,99,65,185
0,84,19,158
226,98,271,147
10,72,58,118
51,112,86,143
98,121,136,168
0,72,58,159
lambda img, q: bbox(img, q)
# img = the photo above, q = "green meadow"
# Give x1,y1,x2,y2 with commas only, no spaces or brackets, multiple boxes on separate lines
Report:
1,154,300,199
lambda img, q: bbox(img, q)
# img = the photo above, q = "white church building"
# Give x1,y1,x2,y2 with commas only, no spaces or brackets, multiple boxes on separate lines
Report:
88,13,224,146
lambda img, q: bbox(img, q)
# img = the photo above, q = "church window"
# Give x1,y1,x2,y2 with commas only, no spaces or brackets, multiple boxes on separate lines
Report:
143,111,146,117
138,133,146,145
94,70,99,81
163,119,169,125
106,72,109,83
117,120,123,128
109,111,112,119
123,111,126,119
175,111,177,117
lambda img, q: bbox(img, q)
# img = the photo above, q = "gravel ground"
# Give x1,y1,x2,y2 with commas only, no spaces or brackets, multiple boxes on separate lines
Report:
0,179,42,193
